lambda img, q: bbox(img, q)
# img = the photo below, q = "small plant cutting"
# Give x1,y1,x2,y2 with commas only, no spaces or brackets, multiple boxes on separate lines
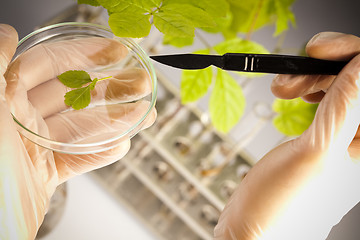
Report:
59,0,318,137
58,70,112,110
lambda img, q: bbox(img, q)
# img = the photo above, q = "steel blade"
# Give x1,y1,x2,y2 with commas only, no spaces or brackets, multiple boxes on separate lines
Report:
150,54,223,70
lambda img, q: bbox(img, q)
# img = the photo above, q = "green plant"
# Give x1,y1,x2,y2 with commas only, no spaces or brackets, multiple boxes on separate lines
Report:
75,0,318,136
58,70,112,110
272,98,318,136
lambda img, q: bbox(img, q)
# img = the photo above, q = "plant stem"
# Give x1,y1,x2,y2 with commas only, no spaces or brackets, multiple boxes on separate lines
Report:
245,0,264,40
98,76,112,82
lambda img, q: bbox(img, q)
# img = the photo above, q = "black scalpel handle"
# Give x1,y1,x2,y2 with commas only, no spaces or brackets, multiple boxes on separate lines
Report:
223,53,349,75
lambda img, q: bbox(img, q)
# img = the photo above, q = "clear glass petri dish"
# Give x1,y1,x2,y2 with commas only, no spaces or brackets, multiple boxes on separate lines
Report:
9,22,157,154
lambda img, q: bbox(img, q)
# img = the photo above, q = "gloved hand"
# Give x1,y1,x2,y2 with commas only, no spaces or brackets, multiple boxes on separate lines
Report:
0,23,156,240
214,32,360,240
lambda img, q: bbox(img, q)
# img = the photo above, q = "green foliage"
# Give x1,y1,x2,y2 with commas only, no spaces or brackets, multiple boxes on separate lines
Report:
272,0,297,36
58,70,92,88
81,0,223,40
179,37,270,132
226,0,296,37
163,0,229,18
272,98,318,136
109,10,152,38
160,4,216,28
153,11,195,38
180,49,212,103
64,87,92,110
58,70,111,110
210,69,246,133
77,0,296,52
77,0,303,134
181,68,213,103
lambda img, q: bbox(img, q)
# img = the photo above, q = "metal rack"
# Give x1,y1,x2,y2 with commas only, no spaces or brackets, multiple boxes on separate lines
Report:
88,29,273,238
90,69,254,239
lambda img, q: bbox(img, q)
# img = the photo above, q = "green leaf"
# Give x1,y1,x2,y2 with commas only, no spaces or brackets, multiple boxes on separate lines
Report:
96,0,119,9
181,49,212,102
181,67,213,103
58,70,92,88
226,0,296,36
226,0,254,8
108,9,151,38
149,0,162,8
201,10,233,37
163,0,229,17
210,69,246,133
77,0,100,6
132,0,162,11
272,0,296,36
105,0,161,13
64,86,92,110
162,35,194,48
153,11,195,37
196,0,230,17
272,98,318,136
227,0,266,34
159,0,230,38
58,71,112,110
161,3,216,28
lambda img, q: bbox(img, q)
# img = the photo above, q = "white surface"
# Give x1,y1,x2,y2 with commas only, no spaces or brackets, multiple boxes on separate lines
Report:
40,174,157,240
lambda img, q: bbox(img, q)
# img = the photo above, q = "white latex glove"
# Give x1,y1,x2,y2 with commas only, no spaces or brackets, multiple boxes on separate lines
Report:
214,32,360,240
0,23,156,239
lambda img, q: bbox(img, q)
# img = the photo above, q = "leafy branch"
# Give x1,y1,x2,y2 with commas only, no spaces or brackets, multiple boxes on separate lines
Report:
79,0,219,39
58,70,112,110
176,0,296,133
76,0,311,136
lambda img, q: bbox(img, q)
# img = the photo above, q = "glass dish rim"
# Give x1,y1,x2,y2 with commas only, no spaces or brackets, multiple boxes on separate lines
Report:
12,22,157,154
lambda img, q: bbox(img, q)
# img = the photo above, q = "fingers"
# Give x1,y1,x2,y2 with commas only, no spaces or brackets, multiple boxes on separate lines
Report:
0,24,18,75
5,37,128,91
54,139,131,184
99,68,152,103
298,54,360,152
5,37,128,128
216,34,360,240
28,68,152,118
271,32,360,101
44,101,156,144
52,100,157,184
271,74,335,101
300,91,325,103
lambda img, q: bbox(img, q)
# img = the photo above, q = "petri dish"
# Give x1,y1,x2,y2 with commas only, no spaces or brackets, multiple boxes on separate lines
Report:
7,22,157,154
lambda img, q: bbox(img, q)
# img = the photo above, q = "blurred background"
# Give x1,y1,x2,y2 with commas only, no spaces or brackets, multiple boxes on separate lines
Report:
1,0,360,239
